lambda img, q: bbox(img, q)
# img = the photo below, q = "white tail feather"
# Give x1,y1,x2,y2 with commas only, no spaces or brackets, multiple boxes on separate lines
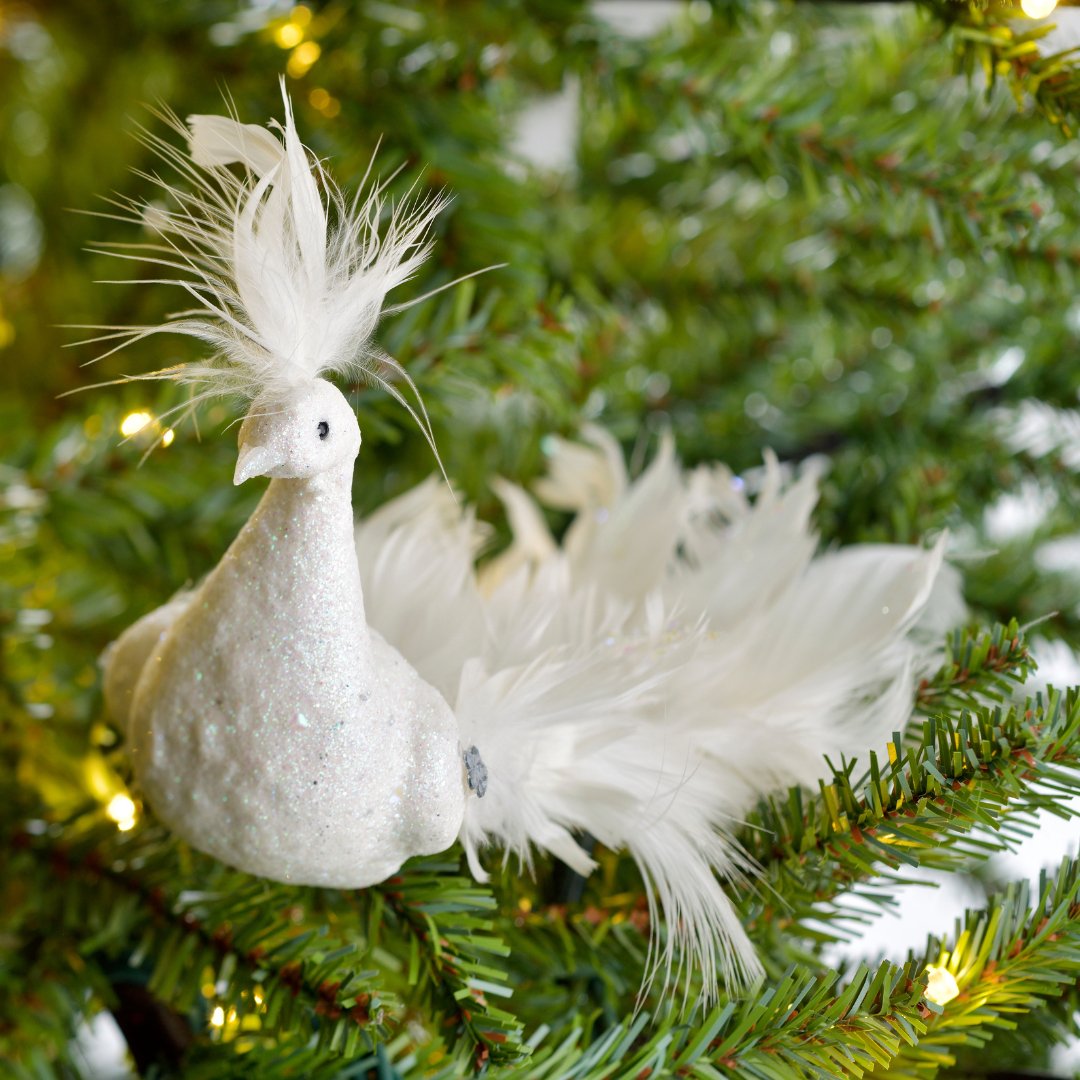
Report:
356,435,959,1003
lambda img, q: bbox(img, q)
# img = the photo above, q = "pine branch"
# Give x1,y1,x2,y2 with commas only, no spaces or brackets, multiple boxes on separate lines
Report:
936,984,1080,1077
0,927,117,1073
372,859,527,1070
581,5,1045,253
821,216,1080,279
945,7,1080,137
718,0,1080,137
886,853,1080,1078
6,816,390,1063
585,852,1080,1080
285,960,926,1080
351,960,931,1079
495,884,656,1027
761,116,1036,245
441,854,1080,1079
4,800,529,1073
916,621,1035,714
449,853,1080,1079
738,635,1077,946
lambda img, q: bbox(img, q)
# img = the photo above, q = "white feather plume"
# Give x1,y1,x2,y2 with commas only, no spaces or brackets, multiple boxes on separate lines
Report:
71,83,449,447
355,434,959,1003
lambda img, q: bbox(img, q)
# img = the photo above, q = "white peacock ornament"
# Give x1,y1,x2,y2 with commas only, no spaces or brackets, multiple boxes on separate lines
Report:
89,88,958,995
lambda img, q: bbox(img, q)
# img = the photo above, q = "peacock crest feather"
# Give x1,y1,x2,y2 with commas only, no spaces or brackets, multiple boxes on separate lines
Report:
68,82,481,462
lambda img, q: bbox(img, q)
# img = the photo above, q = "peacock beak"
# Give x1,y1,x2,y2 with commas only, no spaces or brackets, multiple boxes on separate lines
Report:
233,443,282,485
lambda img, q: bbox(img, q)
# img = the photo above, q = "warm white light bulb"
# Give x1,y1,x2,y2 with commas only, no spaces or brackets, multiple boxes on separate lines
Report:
924,965,960,1006
105,793,137,831
161,428,176,447
274,21,303,48
210,1006,226,1028
1021,0,1059,18
119,411,152,438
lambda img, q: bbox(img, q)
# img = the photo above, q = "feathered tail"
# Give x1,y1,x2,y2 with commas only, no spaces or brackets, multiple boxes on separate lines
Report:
357,431,959,1002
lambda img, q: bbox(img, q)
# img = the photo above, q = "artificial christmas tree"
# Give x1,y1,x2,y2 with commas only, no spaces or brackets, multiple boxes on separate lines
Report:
5,1,1080,1076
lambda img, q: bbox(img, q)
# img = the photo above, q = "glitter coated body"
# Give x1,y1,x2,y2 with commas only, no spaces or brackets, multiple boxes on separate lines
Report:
121,390,465,886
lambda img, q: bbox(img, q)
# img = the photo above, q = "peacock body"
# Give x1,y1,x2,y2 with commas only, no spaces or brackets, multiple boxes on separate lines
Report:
90,88,957,997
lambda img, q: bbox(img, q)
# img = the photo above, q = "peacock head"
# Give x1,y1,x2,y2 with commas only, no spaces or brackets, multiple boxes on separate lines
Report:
233,379,361,485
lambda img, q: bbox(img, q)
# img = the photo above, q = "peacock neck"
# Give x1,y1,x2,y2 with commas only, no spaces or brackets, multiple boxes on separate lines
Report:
264,460,356,516
233,458,368,625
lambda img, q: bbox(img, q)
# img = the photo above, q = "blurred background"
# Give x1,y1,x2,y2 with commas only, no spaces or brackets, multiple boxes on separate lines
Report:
6,0,1080,1073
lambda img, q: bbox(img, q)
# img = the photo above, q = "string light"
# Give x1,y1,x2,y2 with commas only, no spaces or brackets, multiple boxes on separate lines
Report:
309,87,341,117
119,411,152,437
274,22,303,48
208,1004,240,1028
924,964,960,1006
117,412,177,448
105,793,137,832
287,41,321,78
1021,0,1058,17
274,6,312,49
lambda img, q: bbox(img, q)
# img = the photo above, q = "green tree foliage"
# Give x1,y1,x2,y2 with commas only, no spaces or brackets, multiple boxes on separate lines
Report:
5,1,1080,1075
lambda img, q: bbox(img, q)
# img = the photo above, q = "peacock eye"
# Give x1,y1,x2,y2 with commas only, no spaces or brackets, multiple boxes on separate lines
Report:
317,421,329,440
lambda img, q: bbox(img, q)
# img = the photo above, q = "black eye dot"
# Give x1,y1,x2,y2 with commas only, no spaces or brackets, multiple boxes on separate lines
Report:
317,421,330,440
